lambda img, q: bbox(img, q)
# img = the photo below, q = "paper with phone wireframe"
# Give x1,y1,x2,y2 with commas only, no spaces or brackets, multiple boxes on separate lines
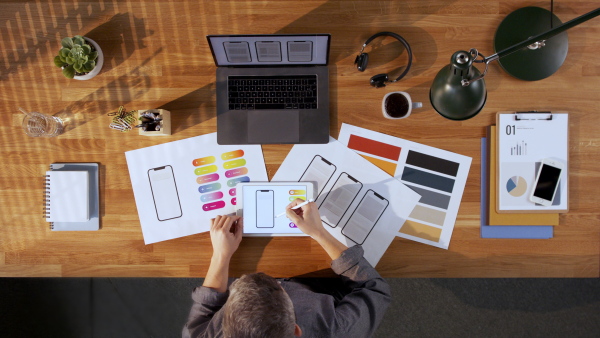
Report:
497,112,568,212
273,137,420,267
125,133,267,244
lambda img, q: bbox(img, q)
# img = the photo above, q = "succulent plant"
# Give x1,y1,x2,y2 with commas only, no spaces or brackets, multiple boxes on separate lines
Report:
53,35,98,79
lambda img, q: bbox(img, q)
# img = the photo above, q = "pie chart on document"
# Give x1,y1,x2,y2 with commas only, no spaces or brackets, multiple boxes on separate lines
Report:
506,176,527,197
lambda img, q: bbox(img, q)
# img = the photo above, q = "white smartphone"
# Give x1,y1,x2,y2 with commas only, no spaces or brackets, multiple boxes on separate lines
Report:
341,190,388,245
147,165,183,221
256,190,275,228
299,155,336,198
529,159,563,206
319,172,362,228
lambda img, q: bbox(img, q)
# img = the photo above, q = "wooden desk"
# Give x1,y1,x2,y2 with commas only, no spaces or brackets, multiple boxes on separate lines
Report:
1,0,598,277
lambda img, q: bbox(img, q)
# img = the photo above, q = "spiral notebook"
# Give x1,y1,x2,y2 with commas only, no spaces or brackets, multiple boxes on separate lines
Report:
44,163,100,231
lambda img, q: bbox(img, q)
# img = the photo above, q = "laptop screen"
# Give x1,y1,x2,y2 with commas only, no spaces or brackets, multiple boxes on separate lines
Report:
207,34,330,66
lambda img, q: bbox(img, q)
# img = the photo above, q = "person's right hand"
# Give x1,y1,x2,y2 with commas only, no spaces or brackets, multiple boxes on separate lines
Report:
285,198,325,239
286,198,347,260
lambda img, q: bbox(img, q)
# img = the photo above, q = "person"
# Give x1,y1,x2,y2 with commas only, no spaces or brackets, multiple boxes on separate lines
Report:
182,199,391,338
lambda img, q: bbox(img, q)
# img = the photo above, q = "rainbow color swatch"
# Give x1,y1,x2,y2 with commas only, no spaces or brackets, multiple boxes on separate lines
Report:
194,149,249,212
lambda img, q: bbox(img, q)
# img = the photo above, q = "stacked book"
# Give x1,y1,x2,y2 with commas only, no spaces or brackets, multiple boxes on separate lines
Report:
481,112,569,239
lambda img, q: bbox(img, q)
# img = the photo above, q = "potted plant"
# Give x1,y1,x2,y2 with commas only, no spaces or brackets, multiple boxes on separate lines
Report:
53,35,104,80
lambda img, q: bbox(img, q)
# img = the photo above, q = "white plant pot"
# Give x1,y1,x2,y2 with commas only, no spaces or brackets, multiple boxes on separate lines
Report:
73,37,104,80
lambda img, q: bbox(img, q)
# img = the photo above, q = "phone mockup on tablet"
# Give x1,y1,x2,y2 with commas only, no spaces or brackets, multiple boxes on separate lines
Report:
236,182,315,236
256,189,275,228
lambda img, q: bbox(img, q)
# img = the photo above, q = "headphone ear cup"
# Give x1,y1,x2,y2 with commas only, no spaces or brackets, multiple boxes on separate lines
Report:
355,53,369,72
370,73,389,87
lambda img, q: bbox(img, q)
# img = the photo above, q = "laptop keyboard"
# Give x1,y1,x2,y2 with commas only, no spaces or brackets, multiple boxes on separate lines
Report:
228,75,317,110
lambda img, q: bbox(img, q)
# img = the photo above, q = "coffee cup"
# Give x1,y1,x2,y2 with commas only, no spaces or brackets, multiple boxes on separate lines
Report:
382,92,423,119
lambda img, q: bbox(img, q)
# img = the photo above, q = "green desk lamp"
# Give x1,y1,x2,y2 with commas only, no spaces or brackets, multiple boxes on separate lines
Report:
430,6,600,120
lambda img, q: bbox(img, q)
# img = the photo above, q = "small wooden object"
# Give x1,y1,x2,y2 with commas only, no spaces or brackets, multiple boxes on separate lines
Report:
137,109,171,136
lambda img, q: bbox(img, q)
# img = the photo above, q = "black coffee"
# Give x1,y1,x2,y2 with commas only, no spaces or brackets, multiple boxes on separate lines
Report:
385,93,409,118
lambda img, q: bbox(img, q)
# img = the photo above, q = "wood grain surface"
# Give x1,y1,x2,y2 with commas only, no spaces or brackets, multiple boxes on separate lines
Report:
1,0,598,277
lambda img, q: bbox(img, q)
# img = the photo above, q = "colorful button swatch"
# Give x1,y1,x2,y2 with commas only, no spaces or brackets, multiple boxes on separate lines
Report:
196,173,219,184
225,167,248,178
201,191,224,202
193,149,250,212
194,165,218,176
193,156,216,167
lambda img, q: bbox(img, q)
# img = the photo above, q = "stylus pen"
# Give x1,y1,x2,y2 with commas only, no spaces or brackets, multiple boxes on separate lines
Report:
275,199,314,218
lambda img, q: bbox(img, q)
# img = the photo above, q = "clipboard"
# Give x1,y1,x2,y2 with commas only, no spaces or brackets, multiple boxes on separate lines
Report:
496,111,569,213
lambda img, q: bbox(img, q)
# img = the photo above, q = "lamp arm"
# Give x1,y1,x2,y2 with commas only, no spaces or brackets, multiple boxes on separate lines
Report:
483,7,600,63
462,7,600,86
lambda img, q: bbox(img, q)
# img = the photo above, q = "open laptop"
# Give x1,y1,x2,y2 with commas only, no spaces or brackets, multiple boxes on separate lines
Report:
207,34,330,144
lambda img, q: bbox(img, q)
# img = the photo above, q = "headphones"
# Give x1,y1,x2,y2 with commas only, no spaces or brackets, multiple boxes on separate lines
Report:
354,31,413,88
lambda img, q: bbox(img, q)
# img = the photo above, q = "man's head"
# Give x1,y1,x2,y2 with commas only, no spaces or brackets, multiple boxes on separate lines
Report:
222,272,301,338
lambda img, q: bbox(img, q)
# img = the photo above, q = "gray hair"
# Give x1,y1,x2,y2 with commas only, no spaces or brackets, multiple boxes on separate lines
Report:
223,272,296,338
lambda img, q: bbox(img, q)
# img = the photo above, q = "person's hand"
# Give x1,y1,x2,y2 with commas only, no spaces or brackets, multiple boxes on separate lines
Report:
286,198,347,260
209,215,243,260
285,199,326,239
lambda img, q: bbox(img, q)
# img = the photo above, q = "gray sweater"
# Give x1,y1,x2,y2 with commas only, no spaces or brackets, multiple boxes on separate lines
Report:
182,245,391,338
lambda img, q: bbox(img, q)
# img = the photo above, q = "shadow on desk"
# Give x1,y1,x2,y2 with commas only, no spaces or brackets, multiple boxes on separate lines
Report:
0,7,152,81
153,0,447,136
86,13,154,76
54,48,163,133
159,83,217,134
230,237,272,276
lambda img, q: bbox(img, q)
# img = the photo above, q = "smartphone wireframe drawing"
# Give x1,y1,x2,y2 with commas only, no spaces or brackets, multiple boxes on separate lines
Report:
319,172,363,228
341,190,388,245
298,155,336,198
256,190,275,228
147,165,182,221
529,159,563,206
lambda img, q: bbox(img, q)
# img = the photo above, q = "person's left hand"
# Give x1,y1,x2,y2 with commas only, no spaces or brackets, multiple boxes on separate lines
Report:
210,215,243,260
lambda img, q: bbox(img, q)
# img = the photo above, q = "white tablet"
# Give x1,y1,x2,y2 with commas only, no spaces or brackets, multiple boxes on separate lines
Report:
236,182,315,236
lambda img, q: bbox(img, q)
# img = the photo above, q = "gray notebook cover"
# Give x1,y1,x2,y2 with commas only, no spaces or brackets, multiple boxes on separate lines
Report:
47,163,100,231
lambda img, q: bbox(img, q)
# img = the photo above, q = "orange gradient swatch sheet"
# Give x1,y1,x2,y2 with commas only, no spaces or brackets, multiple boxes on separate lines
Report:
125,133,267,244
338,124,472,250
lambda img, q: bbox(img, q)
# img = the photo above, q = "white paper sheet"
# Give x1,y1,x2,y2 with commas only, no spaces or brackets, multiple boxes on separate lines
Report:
497,113,568,211
125,133,267,244
338,124,472,249
272,137,420,266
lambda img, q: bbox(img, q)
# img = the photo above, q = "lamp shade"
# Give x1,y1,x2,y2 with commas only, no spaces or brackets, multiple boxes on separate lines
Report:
430,51,487,120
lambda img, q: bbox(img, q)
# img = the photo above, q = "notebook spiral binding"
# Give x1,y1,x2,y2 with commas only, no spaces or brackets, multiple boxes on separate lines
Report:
44,169,54,229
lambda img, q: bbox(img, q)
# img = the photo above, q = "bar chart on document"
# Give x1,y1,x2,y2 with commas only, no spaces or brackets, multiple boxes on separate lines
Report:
510,140,527,156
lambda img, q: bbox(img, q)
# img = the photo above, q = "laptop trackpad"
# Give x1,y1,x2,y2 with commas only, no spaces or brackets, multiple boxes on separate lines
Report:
248,110,300,144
